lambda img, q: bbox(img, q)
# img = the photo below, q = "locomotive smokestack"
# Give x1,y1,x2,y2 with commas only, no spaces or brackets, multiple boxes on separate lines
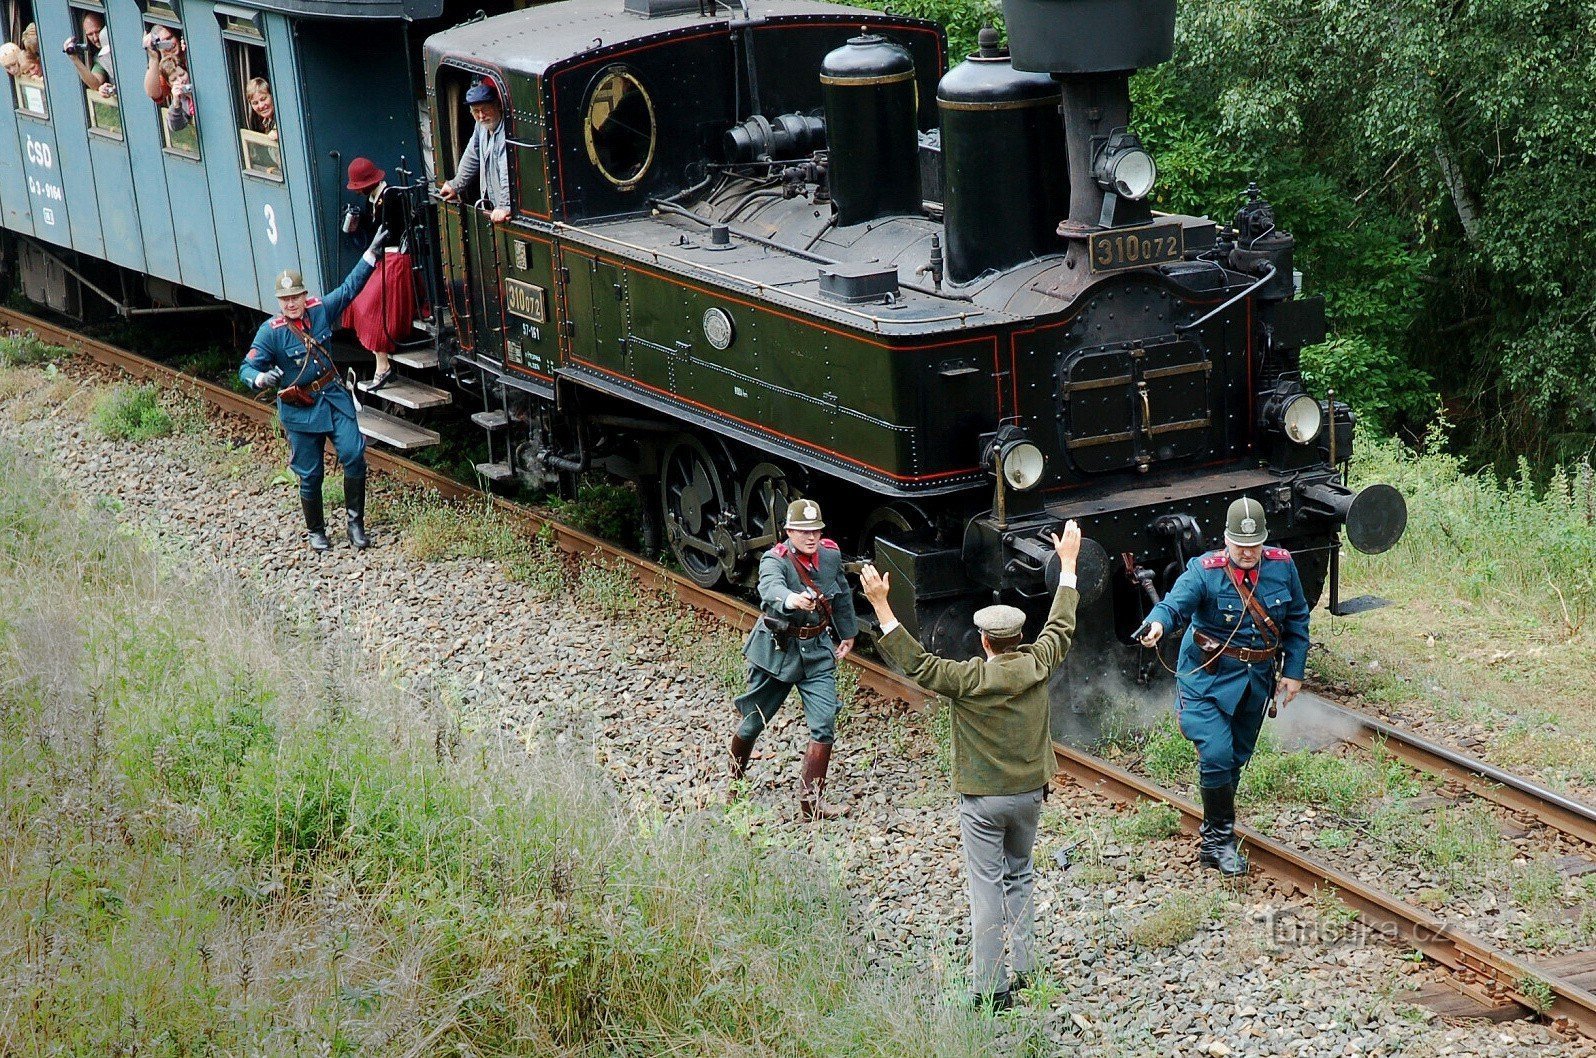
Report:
1002,0,1175,242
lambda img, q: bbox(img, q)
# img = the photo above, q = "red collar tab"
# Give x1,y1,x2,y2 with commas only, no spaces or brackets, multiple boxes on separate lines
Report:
1200,551,1227,569
269,316,288,329
820,538,839,551
1264,546,1292,561
770,542,790,558
305,296,322,307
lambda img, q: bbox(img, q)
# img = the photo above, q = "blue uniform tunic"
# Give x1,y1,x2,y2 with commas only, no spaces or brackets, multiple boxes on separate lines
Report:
1145,548,1311,788
239,258,375,498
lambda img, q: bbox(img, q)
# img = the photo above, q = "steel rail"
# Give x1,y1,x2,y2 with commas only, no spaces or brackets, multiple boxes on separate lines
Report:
0,305,928,707
1321,700,1596,847
1052,742,1595,1034
13,305,1595,1033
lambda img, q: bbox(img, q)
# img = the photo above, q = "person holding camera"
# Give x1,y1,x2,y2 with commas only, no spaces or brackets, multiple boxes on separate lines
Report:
727,499,858,821
859,522,1080,1012
63,11,109,92
439,80,510,223
162,59,195,132
237,226,389,552
142,24,184,104
1136,497,1311,877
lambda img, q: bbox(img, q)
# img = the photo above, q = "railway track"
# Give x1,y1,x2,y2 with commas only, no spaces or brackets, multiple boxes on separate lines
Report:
10,303,1596,1037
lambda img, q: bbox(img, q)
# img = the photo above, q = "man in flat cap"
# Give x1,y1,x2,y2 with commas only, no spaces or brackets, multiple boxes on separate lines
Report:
728,498,858,821
440,79,511,223
1138,497,1310,876
239,223,389,550
859,521,1081,1011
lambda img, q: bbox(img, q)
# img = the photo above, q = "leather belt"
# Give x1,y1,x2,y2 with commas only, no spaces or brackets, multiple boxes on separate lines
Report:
793,622,831,641
1219,643,1277,664
303,370,339,395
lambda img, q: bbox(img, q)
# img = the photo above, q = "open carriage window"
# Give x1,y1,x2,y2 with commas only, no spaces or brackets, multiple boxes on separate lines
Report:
3,0,48,119
140,6,196,158
68,2,120,139
218,8,279,179
434,67,472,185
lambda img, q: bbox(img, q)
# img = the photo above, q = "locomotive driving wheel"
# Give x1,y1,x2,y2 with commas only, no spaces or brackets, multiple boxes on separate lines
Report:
660,434,732,588
738,462,793,553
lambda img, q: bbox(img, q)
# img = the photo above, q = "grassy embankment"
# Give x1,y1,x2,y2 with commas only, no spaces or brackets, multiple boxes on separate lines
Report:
0,426,1000,1054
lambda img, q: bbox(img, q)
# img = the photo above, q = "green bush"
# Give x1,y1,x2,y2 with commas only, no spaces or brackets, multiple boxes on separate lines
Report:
0,330,70,367
91,383,175,441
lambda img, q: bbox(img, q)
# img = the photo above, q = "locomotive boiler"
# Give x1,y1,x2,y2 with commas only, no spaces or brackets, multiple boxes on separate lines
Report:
426,0,1406,682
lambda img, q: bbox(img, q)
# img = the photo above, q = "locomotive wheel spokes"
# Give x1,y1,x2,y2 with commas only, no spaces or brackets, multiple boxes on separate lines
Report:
661,434,731,587
738,462,793,555
860,501,935,557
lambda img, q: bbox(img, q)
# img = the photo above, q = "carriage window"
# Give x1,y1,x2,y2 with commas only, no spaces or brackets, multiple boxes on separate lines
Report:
68,4,119,138
218,13,278,179
143,18,197,158
3,0,47,119
583,66,656,190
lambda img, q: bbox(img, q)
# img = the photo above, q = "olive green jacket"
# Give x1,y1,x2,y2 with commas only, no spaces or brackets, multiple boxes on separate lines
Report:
742,542,859,683
880,585,1078,796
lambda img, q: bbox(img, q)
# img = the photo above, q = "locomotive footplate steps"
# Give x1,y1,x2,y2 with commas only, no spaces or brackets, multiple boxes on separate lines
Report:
358,407,442,450
471,409,512,430
475,461,514,483
356,376,452,409
391,348,441,370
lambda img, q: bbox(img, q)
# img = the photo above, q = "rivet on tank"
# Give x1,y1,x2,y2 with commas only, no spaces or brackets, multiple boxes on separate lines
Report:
936,27,1067,285
820,32,922,227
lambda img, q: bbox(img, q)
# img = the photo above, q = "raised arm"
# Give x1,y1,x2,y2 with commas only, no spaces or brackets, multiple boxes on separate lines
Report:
859,565,982,699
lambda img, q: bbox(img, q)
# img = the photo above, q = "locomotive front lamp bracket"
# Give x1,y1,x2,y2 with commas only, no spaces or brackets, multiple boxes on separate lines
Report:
982,426,1046,492
1092,131,1157,202
1260,379,1324,445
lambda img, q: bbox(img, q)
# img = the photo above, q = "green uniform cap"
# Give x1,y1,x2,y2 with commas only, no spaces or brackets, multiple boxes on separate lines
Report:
785,498,825,531
1224,496,1268,546
273,269,307,298
973,604,1027,640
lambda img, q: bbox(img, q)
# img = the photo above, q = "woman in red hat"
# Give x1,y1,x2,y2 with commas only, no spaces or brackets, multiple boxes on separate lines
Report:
343,157,416,390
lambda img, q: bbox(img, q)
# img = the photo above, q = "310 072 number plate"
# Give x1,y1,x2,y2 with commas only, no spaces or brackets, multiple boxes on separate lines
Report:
1088,222,1185,273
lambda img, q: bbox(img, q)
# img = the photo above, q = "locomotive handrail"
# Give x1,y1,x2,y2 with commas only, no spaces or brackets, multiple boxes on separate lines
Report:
1174,262,1276,333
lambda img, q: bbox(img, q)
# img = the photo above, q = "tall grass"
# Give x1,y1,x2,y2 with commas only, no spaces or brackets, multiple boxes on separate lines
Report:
0,443,1001,1057
1349,431,1596,631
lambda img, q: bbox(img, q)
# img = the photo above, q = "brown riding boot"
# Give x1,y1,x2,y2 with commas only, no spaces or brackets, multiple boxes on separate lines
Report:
799,741,847,822
728,734,755,803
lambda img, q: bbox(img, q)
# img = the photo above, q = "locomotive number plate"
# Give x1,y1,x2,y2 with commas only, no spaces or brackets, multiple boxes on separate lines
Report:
505,279,547,324
1088,221,1185,274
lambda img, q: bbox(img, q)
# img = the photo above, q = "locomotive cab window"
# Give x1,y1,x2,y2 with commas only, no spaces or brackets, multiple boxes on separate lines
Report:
68,3,119,139
435,65,514,214
141,11,197,159
3,0,48,119
583,65,655,191
218,9,279,179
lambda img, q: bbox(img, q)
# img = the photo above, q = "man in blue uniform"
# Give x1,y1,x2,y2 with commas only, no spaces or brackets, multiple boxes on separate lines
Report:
239,226,387,551
728,498,859,821
1139,497,1310,876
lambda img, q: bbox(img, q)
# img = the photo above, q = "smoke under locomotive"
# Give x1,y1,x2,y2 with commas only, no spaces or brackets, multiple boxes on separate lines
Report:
424,0,1406,700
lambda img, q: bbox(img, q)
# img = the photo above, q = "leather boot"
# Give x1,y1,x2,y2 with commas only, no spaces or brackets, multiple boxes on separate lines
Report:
727,733,755,803
1198,784,1248,877
799,741,847,822
301,494,330,552
345,474,371,550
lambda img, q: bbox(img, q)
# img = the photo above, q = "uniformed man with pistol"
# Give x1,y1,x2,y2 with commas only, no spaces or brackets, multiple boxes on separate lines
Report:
1138,497,1311,876
240,225,388,550
727,498,858,821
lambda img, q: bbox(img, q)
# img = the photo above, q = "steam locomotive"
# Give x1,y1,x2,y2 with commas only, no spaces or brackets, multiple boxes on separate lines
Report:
0,0,1405,691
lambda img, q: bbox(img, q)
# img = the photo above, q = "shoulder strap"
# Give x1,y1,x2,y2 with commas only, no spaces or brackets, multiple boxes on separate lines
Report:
1230,565,1280,645
788,553,834,629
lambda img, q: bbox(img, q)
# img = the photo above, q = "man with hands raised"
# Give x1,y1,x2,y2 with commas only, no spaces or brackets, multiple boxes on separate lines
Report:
859,521,1081,1012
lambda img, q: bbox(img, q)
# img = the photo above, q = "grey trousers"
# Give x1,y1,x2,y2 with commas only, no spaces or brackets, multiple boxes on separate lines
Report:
958,786,1045,994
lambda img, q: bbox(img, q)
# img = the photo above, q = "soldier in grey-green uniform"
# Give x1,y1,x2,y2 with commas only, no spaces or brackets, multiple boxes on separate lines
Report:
728,498,859,821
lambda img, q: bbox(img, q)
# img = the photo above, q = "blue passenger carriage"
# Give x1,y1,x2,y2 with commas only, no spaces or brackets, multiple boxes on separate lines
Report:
0,0,466,316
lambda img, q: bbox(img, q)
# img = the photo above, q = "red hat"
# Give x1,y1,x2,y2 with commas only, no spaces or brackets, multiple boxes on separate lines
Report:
346,157,384,191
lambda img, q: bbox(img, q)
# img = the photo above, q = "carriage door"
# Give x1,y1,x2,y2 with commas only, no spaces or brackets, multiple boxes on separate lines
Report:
1060,338,1210,473
557,248,627,373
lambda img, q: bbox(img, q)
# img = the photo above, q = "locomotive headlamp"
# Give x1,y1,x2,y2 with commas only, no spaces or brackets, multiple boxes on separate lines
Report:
1093,132,1158,202
985,427,1047,492
1281,393,1323,444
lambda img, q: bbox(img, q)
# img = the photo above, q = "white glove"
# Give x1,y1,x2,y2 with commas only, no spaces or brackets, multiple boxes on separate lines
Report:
255,366,283,389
